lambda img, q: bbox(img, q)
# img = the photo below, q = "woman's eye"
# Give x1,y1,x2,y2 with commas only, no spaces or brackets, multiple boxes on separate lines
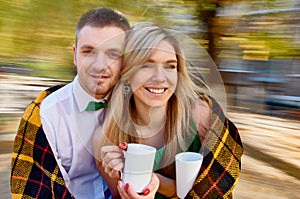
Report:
141,64,150,69
165,65,176,69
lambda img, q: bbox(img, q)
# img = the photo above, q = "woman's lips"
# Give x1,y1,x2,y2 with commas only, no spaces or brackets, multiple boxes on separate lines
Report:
146,88,166,94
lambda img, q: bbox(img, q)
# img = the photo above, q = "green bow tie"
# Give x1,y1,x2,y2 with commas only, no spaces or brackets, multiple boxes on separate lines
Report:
85,100,107,111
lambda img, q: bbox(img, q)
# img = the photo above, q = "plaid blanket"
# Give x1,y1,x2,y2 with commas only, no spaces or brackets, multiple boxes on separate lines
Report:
185,98,244,199
10,85,243,199
10,85,73,199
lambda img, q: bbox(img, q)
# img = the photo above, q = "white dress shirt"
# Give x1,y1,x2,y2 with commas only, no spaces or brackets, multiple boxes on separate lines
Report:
40,76,108,199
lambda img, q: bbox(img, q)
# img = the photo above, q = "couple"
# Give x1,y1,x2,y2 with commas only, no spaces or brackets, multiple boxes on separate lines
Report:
10,7,243,199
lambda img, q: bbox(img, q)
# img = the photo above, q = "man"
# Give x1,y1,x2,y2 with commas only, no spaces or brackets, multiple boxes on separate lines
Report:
10,7,130,198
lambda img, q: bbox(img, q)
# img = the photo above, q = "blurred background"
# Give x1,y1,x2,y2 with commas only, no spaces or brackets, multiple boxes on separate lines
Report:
0,0,299,198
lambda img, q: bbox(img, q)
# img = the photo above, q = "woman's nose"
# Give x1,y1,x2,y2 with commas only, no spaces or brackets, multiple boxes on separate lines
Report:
151,66,165,82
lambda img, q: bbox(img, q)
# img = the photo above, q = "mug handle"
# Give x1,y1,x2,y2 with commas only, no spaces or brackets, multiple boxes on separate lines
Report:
118,142,128,180
119,170,123,180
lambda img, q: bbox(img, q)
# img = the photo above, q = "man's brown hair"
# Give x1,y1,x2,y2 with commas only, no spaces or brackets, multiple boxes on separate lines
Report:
75,7,130,45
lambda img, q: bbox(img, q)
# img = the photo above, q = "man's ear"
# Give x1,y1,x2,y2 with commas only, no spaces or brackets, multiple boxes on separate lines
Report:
73,44,77,66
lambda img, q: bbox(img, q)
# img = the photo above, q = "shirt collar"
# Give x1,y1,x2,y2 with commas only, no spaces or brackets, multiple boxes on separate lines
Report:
73,75,108,112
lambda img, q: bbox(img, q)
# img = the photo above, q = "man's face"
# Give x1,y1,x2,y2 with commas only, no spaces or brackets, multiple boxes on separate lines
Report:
73,25,126,99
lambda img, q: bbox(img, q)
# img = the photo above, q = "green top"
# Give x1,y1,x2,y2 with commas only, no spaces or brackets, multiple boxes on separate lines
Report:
154,121,202,199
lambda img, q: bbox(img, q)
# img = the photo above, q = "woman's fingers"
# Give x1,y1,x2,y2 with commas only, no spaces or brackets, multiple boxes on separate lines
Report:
101,146,120,161
104,160,124,178
103,151,123,163
118,141,128,150
117,173,159,199
100,145,125,179
139,173,159,198
118,181,138,199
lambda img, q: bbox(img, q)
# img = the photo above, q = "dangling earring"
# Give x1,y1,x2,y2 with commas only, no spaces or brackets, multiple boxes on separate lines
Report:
123,82,131,97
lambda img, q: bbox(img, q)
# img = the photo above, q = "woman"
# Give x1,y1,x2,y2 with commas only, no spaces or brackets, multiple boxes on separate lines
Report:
94,22,243,199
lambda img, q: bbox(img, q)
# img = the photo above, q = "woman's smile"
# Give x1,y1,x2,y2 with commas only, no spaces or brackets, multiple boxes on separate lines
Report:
145,87,167,94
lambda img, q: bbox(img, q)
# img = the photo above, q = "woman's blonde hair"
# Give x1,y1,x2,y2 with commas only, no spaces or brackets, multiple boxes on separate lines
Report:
98,22,209,176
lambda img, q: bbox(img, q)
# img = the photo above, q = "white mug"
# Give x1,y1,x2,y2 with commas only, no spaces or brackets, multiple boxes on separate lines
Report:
122,143,156,193
175,152,203,198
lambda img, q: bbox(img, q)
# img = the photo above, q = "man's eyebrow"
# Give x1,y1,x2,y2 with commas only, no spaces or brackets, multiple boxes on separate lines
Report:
107,48,122,52
79,45,122,52
79,44,94,49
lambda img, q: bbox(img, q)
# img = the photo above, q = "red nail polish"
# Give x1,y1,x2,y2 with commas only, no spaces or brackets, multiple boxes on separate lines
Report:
119,142,127,150
143,188,150,195
121,141,127,148
125,183,129,190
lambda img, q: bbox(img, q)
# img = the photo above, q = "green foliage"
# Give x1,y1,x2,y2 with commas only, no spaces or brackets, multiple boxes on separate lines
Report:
0,0,299,79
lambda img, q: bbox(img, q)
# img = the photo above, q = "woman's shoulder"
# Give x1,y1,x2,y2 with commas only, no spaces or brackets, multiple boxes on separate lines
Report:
192,97,211,121
192,97,212,142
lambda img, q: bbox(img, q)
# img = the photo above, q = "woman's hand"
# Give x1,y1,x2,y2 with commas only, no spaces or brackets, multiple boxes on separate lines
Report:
100,144,125,179
117,173,160,199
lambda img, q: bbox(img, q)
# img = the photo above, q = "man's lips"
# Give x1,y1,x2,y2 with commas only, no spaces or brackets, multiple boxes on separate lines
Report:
91,74,109,82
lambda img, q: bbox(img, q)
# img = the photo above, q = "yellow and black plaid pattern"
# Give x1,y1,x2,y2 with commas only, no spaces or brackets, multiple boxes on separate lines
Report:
10,85,243,199
186,98,244,199
10,85,73,199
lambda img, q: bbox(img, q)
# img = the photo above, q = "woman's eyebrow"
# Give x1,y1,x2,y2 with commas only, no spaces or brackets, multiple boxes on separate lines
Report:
166,60,177,63
147,59,177,63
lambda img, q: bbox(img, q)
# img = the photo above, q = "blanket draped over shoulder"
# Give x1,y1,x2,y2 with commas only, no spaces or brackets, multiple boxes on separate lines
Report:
185,98,244,199
10,86,243,199
10,85,73,199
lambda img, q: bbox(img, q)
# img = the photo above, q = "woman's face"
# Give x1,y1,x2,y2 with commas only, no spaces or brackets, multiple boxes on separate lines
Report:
129,40,178,109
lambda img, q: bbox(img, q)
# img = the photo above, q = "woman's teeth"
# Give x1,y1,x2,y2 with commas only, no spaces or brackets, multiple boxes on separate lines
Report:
147,88,165,94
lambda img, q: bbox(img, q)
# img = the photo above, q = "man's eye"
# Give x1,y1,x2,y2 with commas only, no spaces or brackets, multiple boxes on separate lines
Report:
108,52,121,59
82,50,92,54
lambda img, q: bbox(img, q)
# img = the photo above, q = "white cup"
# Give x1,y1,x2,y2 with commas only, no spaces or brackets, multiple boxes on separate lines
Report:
122,143,156,193
175,152,203,198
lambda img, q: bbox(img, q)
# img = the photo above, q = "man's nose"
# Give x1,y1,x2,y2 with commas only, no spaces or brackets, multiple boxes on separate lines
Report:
93,53,108,71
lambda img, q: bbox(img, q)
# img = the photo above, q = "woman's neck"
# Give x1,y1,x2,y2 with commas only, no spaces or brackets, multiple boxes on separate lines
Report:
136,106,166,123
133,106,166,148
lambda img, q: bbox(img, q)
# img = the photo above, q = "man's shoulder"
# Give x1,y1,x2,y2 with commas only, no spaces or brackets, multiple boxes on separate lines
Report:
40,82,74,113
